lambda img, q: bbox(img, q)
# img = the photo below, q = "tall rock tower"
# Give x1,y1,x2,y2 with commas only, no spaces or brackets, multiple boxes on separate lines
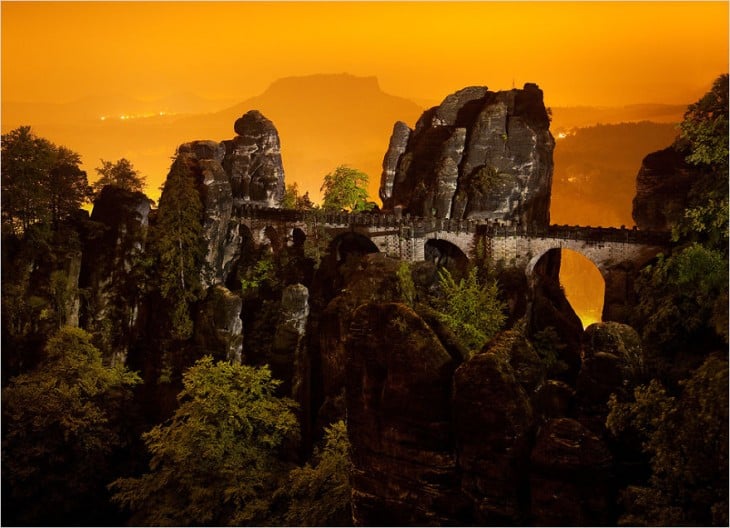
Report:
379,83,554,226
170,110,286,287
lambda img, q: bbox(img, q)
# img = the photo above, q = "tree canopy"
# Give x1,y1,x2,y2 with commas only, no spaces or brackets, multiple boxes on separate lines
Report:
2,327,141,525
434,267,506,354
110,357,299,526
1,126,91,234
92,158,147,197
607,354,728,526
149,157,206,341
282,182,316,210
320,165,374,213
279,420,353,526
673,74,729,249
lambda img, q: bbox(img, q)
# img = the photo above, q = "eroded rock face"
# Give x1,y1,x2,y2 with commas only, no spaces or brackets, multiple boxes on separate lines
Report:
577,322,644,422
527,249,584,383
453,346,534,525
80,186,152,365
529,418,614,526
272,284,310,398
381,83,554,225
346,302,463,526
632,145,694,231
174,111,286,287
225,110,285,205
194,285,243,364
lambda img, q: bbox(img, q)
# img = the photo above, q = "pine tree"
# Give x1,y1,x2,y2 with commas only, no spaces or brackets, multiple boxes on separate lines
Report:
150,158,206,340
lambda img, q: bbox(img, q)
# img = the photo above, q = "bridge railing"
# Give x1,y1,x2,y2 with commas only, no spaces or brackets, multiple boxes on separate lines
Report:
237,204,670,245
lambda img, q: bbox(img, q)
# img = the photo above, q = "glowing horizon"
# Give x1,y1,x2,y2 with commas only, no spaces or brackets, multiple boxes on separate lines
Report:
3,2,727,108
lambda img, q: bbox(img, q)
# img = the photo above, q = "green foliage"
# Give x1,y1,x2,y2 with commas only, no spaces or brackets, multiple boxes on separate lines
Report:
473,165,507,194
241,251,279,296
150,158,206,341
532,326,569,377
279,420,353,526
396,261,416,306
633,244,728,355
320,165,374,213
680,74,729,169
2,327,141,525
607,354,728,526
434,267,506,354
93,158,146,197
673,74,729,249
281,182,316,210
1,126,91,234
110,357,299,526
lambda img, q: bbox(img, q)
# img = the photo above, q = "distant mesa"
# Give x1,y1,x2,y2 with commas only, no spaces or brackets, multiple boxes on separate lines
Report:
379,83,554,226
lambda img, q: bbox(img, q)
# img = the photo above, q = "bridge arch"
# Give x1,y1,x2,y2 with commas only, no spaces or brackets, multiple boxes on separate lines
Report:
527,247,606,328
425,239,469,275
288,227,307,249
329,231,379,263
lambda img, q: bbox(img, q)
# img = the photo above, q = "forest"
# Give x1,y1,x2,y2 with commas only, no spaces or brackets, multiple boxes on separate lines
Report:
1,76,728,526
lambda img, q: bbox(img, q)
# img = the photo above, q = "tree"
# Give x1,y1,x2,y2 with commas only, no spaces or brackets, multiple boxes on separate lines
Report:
149,158,206,340
673,74,729,249
110,357,299,526
679,74,728,169
434,267,506,354
631,76,729,366
633,243,728,357
279,420,353,526
1,126,90,234
281,182,316,210
320,165,374,213
92,158,146,197
2,327,141,525
47,146,91,228
607,354,728,526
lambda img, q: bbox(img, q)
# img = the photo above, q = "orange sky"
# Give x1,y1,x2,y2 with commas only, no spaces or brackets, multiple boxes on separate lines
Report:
2,1,728,108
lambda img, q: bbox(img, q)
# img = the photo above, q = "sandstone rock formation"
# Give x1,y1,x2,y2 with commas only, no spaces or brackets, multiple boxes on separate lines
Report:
529,418,614,526
79,186,152,365
346,302,462,525
453,343,534,525
527,249,584,382
174,110,286,287
576,322,644,425
194,285,243,364
380,83,554,225
632,144,694,231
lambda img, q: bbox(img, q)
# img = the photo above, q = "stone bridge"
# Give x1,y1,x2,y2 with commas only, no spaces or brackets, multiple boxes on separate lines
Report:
237,204,670,322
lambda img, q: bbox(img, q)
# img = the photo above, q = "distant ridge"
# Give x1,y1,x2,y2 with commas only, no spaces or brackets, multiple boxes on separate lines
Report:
550,103,686,131
181,73,425,202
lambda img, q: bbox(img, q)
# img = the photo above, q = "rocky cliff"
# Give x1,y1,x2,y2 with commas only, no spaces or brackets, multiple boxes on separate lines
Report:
380,83,554,225
174,110,286,288
632,144,694,231
79,186,152,366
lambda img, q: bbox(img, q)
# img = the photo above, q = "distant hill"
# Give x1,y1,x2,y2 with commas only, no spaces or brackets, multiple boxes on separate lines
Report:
550,103,685,132
551,121,680,227
2,74,424,203
177,74,425,202
2,92,236,125
2,76,688,209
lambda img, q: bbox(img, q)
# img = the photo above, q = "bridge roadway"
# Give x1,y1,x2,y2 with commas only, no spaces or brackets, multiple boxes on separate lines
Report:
238,203,669,271
237,204,670,322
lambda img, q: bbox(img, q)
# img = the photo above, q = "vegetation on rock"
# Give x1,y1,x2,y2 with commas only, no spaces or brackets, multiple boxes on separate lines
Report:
1,126,91,234
92,158,147,198
320,165,374,213
110,357,299,526
2,327,141,525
